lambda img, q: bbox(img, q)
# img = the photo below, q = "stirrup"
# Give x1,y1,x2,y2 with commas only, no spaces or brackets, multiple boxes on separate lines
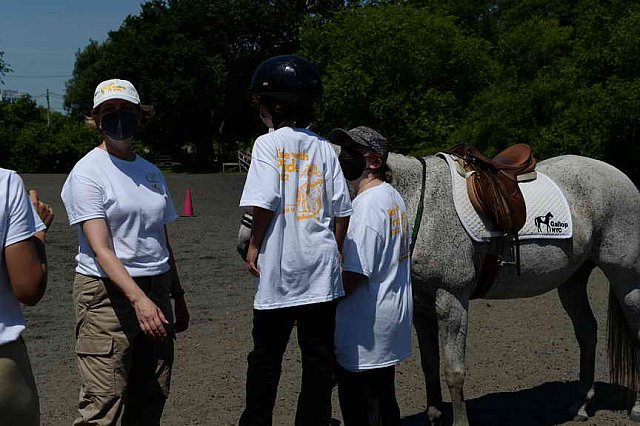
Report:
496,234,521,275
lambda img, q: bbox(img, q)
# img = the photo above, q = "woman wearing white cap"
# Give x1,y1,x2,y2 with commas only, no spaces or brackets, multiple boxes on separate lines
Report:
61,79,190,425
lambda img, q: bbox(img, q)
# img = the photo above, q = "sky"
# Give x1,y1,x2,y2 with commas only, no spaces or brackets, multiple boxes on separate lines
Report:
0,0,148,112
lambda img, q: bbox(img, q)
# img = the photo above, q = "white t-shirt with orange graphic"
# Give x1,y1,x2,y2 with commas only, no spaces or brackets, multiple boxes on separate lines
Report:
335,182,413,371
239,127,353,310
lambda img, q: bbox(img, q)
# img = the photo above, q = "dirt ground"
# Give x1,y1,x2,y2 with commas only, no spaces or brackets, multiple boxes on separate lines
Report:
20,173,634,425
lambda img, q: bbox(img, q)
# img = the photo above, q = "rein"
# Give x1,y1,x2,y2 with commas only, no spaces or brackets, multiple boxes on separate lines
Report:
410,156,427,257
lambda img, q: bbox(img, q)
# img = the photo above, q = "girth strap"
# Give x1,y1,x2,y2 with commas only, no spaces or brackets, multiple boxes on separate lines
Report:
471,254,499,300
410,156,427,257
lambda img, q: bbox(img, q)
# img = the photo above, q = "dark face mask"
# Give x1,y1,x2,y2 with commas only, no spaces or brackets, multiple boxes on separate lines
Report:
339,148,366,181
101,110,138,141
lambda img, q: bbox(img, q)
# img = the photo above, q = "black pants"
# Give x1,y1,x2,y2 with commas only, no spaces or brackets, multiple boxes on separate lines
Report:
337,365,400,426
239,301,337,426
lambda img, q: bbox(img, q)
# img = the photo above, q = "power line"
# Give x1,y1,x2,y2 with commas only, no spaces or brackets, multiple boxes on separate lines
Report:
1,88,66,112
5,91,64,100
3,74,71,78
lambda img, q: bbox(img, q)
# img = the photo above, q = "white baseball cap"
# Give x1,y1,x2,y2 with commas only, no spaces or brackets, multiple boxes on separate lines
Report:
92,79,140,110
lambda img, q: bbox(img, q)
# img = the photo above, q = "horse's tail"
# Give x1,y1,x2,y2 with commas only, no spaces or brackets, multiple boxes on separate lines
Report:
607,286,640,391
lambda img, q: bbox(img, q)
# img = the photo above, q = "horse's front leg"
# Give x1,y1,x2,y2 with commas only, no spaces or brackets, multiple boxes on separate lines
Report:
437,289,470,426
632,392,640,421
557,262,597,421
413,293,443,424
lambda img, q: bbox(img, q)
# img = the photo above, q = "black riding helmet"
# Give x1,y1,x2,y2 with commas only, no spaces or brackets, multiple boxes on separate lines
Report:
251,55,322,107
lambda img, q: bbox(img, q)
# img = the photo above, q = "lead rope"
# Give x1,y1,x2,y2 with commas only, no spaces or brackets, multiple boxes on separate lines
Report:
410,157,427,257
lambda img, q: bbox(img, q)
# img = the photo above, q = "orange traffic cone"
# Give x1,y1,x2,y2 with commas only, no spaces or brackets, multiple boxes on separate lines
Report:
181,189,195,217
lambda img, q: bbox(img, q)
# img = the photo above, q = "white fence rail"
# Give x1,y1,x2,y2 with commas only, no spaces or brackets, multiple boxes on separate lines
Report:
223,150,251,173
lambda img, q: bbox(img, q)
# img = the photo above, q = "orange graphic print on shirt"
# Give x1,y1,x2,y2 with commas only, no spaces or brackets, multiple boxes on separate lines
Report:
388,204,410,262
278,150,325,221
295,164,324,221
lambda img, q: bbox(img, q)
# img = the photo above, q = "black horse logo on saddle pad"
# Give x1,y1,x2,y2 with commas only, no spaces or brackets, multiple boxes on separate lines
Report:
535,212,554,232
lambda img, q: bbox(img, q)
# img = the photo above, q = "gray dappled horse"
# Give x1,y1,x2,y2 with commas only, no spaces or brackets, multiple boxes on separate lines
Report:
388,153,640,425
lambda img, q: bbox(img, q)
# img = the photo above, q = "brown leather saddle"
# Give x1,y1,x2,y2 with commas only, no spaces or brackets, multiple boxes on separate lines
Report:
448,143,537,235
448,144,537,297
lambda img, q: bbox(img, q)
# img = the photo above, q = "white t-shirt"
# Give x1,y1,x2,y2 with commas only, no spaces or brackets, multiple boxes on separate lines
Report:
335,182,413,372
61,147,178,277
239,127,353,309
0,169,46,345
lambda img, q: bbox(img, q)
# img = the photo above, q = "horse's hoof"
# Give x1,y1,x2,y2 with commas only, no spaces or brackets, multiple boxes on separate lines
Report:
427,406,442,423
573,413,588,422
630,406,640,422
571,405,589,422
569,402,589,422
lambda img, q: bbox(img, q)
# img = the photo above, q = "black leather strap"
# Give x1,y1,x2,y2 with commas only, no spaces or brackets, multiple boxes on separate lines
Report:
410,156,427,257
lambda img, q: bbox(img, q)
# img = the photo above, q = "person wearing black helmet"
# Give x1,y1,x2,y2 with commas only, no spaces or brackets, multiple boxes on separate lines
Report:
238,55,353,425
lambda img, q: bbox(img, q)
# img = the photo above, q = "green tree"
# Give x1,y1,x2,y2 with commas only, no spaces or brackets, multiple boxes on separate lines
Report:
0,96,100,173
65,0,351,170
450,14,575,154
455,1,640,181
0,50,10,82
301,4,492,154
58,0,640,182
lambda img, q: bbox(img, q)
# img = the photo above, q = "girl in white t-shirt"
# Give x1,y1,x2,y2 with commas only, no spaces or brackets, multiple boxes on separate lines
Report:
0,178,51,426
61,79,189,425
239,56,352,425
329,126,413,426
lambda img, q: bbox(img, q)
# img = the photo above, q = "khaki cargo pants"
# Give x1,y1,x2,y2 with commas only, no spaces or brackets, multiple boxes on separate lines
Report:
0,337,39,426
73,272,175,426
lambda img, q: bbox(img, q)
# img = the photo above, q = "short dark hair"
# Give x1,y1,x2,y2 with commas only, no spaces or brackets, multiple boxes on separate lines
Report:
258,96,314,128
364,150,389,182
374,163,390,182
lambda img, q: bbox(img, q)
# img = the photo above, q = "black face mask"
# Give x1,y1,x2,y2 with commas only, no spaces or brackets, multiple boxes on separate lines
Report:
101,110,138,141
339,148,366,181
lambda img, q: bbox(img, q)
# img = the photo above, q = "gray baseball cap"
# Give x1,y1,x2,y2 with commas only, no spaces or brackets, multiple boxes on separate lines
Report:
328,126,390,160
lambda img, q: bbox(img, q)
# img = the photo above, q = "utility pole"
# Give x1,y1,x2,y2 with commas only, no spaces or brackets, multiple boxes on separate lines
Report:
45,89,51,127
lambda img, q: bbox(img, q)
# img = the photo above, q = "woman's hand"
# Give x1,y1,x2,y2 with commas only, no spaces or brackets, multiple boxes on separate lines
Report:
83,219,170,339
174,295,190,333
132,295,169,339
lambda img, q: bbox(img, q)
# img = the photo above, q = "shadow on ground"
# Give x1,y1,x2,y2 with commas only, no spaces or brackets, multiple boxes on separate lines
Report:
401,381,633,426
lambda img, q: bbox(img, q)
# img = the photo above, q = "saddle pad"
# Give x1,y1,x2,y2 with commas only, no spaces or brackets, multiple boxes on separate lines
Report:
439,153,573,242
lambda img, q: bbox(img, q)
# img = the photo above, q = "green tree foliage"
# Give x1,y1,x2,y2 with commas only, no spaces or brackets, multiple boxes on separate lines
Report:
0,50,10,82
449,15,576,153
448,0,640,181
5,0,636,182
301,4,492,154
0,96,99,173
300,0,640,181
65,0,352,170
